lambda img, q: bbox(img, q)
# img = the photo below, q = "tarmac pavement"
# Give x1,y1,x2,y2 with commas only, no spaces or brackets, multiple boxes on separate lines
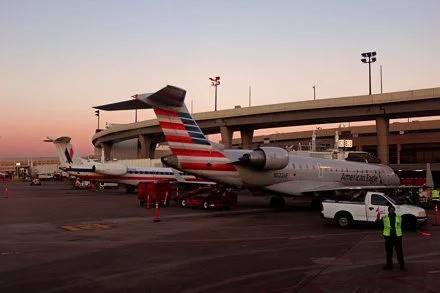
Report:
1,181,439,292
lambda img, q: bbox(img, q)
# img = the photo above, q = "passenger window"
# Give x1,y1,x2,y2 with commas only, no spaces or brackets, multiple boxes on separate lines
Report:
371,194,389,206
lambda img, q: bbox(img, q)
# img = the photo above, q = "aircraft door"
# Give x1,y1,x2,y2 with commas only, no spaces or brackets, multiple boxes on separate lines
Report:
317,163,323,178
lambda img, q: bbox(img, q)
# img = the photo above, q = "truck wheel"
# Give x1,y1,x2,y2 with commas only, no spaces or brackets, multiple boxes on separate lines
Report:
335,213,352,228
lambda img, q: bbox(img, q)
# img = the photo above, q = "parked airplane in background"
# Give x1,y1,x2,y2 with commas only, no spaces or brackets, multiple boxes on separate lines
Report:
45,136,211,192
95,85,401,207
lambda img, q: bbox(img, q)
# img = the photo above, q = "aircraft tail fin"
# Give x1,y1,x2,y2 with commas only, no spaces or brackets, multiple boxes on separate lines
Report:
44,136,84,167
143,86,236,173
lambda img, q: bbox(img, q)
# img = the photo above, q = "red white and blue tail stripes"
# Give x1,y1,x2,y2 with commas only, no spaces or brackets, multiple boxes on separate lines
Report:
154,107,238,174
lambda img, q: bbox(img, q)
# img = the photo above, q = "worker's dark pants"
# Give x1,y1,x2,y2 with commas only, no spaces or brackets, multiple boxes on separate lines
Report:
385,236,404,268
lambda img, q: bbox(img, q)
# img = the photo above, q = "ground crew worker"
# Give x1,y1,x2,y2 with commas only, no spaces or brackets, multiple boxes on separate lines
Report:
379,205,405,270
432,189,440,203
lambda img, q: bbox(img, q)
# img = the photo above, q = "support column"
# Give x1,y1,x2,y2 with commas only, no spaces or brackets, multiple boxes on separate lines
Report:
397,144,401,165
138,134,156,159
220,126,233,148
102,142,113,162
375,116,389,165
240,128,254,149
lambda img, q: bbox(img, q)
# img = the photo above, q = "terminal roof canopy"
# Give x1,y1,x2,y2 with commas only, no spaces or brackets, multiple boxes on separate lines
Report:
93,97,153,111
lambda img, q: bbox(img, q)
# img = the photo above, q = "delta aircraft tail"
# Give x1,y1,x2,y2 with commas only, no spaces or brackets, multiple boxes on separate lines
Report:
45,136,84,167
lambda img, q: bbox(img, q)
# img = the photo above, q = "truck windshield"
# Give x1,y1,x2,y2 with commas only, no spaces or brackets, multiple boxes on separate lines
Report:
383,194,398,205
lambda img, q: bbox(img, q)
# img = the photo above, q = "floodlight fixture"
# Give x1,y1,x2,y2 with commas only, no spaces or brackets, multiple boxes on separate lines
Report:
360,51,378,95
210,76,221,111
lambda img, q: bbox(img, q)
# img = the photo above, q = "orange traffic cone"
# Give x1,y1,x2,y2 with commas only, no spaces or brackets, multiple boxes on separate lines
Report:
153,201,161,222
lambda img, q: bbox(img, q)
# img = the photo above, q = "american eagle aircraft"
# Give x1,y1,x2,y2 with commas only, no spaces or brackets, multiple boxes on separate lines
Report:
46,136,211,191
95,85,400,206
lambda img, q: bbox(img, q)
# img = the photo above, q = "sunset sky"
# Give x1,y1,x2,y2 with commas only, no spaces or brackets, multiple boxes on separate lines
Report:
1,0,439,158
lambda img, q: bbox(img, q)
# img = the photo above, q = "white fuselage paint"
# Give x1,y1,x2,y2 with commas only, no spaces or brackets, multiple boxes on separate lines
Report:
180,150,400,196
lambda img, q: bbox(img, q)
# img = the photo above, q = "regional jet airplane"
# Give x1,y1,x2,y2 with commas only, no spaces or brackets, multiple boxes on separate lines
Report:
46,136,211,191
95,86,400,206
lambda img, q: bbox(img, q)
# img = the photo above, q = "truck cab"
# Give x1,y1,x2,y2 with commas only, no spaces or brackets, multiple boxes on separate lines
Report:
321,191,427,229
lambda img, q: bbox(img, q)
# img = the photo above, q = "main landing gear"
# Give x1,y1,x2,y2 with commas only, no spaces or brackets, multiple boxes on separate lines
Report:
270,196,286,209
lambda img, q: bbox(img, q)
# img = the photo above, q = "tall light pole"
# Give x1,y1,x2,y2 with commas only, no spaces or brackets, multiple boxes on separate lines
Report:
248,85,252,107
313,85,316,100
131,94,138,122
209,76,220,111
380,65,383,94
361,51,377,95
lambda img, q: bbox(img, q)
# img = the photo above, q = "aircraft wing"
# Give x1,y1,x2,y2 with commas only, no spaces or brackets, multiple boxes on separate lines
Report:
171,169,215,185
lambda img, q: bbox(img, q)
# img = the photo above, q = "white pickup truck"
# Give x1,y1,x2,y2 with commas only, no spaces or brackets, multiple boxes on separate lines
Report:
321,191,427,229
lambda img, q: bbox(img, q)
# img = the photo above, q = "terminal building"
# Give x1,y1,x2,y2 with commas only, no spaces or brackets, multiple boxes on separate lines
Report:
0,157,60,178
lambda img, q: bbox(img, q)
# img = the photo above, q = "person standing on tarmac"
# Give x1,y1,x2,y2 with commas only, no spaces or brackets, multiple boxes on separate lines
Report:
378,205,405,270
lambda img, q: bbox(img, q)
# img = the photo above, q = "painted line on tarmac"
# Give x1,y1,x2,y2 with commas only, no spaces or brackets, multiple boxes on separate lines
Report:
61,223,111,232
288,231,375,240
179,265,321,293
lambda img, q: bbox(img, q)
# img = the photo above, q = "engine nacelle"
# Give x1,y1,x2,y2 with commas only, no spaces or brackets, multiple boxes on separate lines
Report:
239,147,289,170
93,163,127,176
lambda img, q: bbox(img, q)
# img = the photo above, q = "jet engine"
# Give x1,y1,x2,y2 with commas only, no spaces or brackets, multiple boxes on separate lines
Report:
238,147,289,170
93,163,127,176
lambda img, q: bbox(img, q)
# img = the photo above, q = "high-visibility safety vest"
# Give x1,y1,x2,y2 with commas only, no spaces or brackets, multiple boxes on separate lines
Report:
432,189,440,200
383,215,402,237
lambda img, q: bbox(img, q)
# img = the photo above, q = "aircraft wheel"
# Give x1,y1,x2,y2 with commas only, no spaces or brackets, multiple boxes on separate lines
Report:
270,196,285,209
126,186,135,194
310,197,322,210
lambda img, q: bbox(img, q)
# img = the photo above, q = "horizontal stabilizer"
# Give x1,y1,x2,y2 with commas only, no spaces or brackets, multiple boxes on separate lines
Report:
93,85,186,111
44,136,72,143
93,97,153,111
142,85,186,108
